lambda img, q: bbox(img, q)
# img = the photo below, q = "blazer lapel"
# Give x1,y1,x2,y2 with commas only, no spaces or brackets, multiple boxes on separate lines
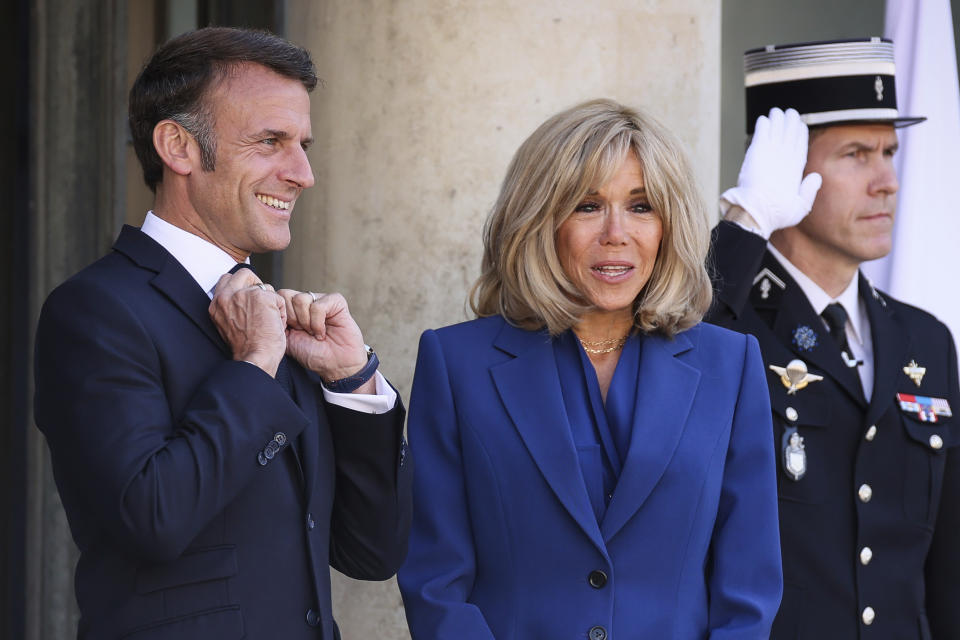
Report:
113,225,229,355
490,323,605,552
117,226,316,495
288,364,318,498
600,332,700,541
861,276,909,427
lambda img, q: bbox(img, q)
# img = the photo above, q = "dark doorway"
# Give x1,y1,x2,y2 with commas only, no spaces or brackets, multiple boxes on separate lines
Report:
1,1,32,639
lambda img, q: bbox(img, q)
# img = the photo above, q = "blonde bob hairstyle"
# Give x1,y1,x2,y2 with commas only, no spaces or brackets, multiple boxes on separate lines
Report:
470,99,712,337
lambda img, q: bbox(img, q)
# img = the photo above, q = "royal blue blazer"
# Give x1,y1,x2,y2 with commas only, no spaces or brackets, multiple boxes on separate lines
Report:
398,315,782,639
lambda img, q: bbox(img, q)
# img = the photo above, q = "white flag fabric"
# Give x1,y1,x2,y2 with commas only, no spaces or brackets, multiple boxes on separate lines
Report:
862,0,960,351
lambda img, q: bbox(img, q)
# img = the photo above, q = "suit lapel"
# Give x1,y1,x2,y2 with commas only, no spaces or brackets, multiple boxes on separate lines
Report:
288,363,318,498
113,225,229,355
861,276,909,426
151,266,230,354
600,332,700,541
757,253,866,407
490,323,605,552
116,226,321,498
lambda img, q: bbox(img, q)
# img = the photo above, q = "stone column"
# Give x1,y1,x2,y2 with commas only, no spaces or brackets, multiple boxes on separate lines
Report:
285,2,720,638
26,1,128,638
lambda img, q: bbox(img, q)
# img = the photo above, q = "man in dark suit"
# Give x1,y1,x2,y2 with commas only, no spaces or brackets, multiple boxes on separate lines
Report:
708,38,960,639
33,27,411,640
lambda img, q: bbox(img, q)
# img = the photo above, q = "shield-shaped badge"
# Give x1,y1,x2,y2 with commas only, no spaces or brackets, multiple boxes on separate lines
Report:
782,426,807,481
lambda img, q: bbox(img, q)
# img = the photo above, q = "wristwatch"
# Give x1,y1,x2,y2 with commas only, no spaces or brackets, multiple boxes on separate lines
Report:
323,344,379,393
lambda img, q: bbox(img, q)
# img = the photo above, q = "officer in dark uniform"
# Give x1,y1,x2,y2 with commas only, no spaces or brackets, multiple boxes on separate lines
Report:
708,38,960,639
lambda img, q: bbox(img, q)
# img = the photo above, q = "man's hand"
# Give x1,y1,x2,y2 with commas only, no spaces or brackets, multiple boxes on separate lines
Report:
278,289,373,393
209,269,287,377
720,107,823,239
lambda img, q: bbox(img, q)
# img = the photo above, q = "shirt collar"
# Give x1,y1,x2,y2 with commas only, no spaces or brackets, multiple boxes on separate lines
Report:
140,211,246,298
767,242,865,346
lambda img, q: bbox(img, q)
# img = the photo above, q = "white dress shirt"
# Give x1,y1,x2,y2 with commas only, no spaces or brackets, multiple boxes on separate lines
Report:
767,243,874,400
141,212,396,412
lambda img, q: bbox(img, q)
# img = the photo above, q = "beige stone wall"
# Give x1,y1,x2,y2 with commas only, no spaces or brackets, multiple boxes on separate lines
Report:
285,2,720,638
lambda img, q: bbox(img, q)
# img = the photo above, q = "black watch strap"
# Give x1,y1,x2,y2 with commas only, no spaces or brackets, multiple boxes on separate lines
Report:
323,346,379,393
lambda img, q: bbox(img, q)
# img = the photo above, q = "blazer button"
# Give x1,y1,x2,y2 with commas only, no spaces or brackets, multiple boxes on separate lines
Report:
588,570,608,588
306,512,316,530
588,625,607,640
257,452,268,466
306,608,321,627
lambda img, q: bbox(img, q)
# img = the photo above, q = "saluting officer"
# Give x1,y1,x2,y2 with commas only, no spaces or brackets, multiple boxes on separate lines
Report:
708,38,960,639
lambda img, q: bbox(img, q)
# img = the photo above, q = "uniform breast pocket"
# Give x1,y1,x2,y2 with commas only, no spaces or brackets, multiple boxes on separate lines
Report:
901,414,955,526
772,397,831,505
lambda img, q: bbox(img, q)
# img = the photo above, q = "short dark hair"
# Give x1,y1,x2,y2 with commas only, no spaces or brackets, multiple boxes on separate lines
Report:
129,27,318,192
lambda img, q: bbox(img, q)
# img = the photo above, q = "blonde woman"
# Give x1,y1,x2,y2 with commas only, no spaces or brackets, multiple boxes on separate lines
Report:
399,100,782,639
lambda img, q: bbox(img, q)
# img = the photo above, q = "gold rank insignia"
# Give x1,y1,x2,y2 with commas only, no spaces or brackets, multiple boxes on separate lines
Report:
903,359,926,387
769,359,824,395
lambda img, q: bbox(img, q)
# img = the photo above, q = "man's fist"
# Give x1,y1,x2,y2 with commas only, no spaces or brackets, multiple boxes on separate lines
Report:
209,269,287,376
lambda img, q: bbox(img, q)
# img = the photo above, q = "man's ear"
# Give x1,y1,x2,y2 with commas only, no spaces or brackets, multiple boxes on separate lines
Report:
153,120,197,177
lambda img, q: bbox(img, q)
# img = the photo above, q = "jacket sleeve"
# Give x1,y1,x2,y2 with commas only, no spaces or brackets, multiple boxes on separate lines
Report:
925,328,960,638
325,393,413,581
33,277,309,562
707,334,783,639
397,330,497,640
707,221,770,324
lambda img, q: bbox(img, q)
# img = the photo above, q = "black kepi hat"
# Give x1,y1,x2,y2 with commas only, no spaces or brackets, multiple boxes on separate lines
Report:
744,37,926,134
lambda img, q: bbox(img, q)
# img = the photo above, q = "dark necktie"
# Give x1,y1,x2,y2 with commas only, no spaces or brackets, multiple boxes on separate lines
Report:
821,303,860,371
228,262,255,275
228,262,294,397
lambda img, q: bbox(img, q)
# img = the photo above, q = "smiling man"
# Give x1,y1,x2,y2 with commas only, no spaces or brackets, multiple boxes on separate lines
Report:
34,27,411,640
708,38,960,639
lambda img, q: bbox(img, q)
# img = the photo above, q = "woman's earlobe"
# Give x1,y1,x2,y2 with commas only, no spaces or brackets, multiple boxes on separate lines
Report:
153,120,194,177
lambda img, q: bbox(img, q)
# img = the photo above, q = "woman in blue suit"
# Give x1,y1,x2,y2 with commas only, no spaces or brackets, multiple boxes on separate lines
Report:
399,99,782,639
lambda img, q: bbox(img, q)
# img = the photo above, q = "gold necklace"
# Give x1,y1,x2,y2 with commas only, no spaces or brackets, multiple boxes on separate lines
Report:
578,335,629,355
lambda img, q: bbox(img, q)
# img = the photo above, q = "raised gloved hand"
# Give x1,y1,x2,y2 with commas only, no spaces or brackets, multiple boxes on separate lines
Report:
720,107,823,239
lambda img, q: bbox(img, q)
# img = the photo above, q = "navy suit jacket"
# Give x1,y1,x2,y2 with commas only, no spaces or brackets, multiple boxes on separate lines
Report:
34,226,412,640
398,315,782,639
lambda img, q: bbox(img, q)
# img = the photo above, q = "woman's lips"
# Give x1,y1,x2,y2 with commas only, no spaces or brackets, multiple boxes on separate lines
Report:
591,263,634,282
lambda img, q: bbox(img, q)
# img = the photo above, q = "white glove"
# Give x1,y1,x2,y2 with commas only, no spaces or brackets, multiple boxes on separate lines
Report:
720,107,823,239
